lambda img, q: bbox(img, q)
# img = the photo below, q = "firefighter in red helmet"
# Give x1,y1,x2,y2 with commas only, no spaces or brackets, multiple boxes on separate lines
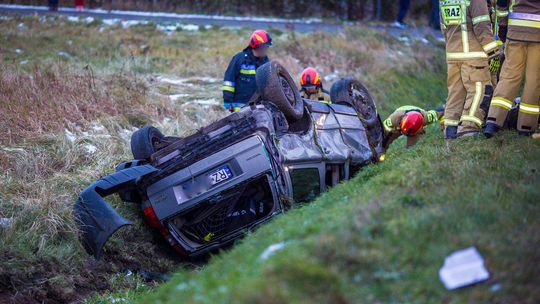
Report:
383,105,443,149
222,30,272,112
299,67,331,104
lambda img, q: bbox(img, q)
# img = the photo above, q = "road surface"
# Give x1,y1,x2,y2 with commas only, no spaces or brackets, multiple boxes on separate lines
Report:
0,4,343,32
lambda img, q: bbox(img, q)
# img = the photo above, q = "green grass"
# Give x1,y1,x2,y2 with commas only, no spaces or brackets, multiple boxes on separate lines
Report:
2,14,535,304
140,130,539,303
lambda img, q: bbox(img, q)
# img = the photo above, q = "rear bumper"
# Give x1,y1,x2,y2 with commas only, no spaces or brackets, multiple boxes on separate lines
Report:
74,164,157,258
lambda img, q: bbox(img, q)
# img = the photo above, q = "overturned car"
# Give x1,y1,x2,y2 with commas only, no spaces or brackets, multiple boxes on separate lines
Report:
74,61,385,259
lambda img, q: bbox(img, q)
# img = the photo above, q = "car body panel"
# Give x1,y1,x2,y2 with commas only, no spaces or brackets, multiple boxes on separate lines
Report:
146,135,273,220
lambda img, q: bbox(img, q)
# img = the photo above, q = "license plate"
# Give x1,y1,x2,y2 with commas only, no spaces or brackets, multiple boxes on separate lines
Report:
209,166,233,185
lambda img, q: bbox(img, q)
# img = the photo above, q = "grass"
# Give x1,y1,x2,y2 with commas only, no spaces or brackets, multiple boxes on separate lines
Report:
0,13,516,304
141,130,540,304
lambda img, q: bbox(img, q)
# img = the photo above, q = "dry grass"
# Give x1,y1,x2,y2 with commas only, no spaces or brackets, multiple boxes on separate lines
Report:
0,15,446,303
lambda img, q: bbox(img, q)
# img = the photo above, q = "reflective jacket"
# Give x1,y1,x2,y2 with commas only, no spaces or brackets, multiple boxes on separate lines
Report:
222,47,269,108
440,0,500,61
488,0,509,41
497,0,540,43
383,105,439,133
300,87,331,104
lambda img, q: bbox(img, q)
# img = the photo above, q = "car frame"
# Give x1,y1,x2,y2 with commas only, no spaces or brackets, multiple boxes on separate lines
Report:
74,61,384,259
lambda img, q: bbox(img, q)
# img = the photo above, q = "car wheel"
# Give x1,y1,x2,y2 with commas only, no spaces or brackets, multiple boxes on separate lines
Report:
330,77,379,127
331,78,384,160
130,125,164,160
256,61,304,122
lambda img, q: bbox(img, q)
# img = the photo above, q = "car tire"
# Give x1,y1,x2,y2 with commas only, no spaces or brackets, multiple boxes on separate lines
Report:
331,77,379,127
130,125,164,160
331,78,384,160
256,61,304,122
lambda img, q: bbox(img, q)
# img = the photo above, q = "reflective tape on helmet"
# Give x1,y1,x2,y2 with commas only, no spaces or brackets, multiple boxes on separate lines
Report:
491,97,513,110
461,115,483,127
519,103,540,115
472,15,490,25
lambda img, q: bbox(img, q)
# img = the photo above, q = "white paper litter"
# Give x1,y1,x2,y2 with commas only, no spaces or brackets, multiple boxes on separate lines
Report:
259,241,287,261
439,247,490,290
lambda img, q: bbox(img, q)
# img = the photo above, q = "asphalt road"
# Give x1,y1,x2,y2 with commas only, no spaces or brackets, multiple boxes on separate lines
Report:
0,4,444,41
0,5,343,32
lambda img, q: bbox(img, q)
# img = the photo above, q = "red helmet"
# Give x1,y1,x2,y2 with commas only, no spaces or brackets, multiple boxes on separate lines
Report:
249,30,272,49
300,67,322,87
401,111,424,136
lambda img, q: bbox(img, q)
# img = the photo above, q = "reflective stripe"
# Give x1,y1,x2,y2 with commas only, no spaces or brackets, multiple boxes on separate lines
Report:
509,19,540,29
222,85,235,92
469,82,483,117
472,15,490,24
520,103,540,114
447,52,488,59
383,119,393,132
509,12,540,22
223,81,235,87
440,0,470,5
240,69,256,75
224,102,245,109
491,97,513,110
461,3,469,52
461,115,483,126
497,10,508,17
483,41,499,52
445,119,460,126
427,110,438,123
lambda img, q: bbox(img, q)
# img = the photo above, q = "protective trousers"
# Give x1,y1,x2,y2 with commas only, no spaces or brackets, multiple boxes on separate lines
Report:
487,40,540,132
445,59,493,133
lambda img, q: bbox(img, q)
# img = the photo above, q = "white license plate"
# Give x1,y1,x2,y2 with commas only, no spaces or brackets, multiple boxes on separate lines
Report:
209,166,233,185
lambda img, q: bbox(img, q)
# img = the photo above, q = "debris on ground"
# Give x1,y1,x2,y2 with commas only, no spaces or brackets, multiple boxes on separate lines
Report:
259,241,288,261
439,247,490,290
0,217,13,229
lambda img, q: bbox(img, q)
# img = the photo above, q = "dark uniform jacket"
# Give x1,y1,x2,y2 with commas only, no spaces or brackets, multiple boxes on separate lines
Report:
222,47,269,108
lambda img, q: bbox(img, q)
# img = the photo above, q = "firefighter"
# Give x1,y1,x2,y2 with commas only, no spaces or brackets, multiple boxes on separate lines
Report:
484,0,540,138
440,0,501,139
299,67,331,104
382,105,442,149
487,0,508,87
222,30,272,112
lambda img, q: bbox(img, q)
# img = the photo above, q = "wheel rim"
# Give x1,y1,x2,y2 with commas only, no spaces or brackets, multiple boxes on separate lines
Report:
279,75,296,105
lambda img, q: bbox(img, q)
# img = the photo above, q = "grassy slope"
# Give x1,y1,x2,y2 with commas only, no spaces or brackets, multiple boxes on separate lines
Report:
2,14,537,304
140,131,540,304
135,31,538,304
